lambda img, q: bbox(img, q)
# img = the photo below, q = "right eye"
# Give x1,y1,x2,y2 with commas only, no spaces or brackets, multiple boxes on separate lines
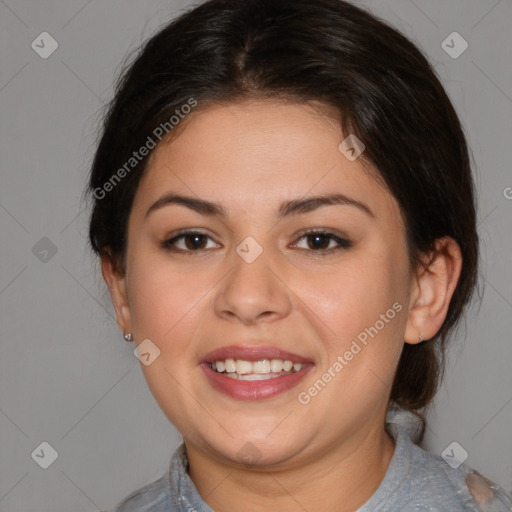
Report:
161,230,221,253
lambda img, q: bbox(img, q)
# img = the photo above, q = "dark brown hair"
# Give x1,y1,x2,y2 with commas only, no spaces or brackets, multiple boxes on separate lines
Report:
87,0,480,438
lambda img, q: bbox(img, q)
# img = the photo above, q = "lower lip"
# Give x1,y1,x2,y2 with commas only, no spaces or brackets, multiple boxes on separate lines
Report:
200,363,314,400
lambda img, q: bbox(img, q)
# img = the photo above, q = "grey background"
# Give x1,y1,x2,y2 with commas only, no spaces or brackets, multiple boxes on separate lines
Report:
0,0,511,510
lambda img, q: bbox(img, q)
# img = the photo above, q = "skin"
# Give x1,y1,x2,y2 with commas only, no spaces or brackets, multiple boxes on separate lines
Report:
102,99,462,512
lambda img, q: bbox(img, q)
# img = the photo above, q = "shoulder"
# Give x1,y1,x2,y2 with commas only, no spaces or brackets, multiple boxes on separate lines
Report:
382,423,512,511
409,444,511,511
464,470,512,511
108,474,172,512
106,443,204,512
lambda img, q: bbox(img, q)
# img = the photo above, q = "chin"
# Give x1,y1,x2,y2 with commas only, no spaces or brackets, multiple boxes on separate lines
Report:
200,433,304,469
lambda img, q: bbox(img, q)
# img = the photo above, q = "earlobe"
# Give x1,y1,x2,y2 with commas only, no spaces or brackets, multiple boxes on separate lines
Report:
404,237,462,345
100,250,132,335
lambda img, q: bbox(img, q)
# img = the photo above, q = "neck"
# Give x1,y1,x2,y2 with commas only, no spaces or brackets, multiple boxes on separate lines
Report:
185,422,395,512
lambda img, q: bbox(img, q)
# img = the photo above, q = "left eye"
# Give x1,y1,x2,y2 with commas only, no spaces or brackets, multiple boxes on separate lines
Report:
293,231,351,251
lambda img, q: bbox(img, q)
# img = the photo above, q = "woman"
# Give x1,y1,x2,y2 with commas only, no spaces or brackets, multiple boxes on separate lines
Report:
88,0,512,510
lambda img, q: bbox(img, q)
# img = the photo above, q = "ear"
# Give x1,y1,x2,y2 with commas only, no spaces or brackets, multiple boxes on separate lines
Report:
404,237,462,345
100,249,132,336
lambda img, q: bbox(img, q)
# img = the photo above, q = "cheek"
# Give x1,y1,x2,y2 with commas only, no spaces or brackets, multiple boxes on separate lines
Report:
298,249,406,337
126,254,211,425
126,250,212,343
300,250,409,401
299,257,407,411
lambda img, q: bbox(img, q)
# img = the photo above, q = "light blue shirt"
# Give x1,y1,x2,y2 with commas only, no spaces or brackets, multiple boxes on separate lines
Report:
108,422,512,511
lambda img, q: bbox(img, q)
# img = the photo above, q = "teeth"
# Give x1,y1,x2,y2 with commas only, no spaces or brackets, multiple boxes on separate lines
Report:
270,359,283,372
282,360,293,371
236,360,253,375
224,358,236,373
238,371,293,381
253,359,271,373
210,358,305,376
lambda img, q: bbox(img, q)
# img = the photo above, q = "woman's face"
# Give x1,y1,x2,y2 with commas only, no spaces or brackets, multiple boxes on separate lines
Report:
112,99,419,467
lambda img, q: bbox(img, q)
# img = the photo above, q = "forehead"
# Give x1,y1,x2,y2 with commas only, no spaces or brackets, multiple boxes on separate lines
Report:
135,99,402,225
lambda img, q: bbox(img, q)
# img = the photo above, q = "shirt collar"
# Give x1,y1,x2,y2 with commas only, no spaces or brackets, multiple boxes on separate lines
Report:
166,422,412,512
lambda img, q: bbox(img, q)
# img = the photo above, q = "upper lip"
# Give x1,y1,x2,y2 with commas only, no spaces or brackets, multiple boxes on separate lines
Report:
200,345,312,364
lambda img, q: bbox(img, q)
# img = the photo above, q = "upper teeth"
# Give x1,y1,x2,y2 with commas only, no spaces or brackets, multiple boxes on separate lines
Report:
211,358,304,374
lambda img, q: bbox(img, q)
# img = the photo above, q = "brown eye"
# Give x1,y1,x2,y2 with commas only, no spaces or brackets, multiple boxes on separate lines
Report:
294,231,352,253
306,233,331,250
183,233,208,250
161,231,220,252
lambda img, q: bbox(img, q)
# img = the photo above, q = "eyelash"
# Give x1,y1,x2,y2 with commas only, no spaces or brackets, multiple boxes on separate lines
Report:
161,229,353,255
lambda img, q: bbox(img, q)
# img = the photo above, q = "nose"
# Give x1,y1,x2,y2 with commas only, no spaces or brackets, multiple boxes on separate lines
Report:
213,243,293,326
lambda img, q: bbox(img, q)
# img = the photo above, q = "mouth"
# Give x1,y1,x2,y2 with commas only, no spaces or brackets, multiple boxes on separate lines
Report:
207,358,304,380
199,345,314,400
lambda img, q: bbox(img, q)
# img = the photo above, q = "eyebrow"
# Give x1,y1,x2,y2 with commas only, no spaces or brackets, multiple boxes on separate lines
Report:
144,192,375,220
